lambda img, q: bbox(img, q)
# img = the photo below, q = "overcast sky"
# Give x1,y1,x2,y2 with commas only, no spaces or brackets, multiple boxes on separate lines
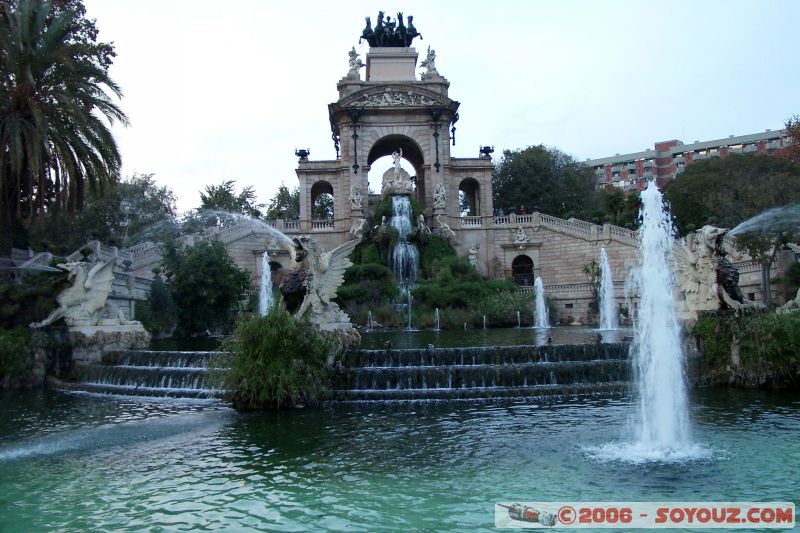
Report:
83,0,800,213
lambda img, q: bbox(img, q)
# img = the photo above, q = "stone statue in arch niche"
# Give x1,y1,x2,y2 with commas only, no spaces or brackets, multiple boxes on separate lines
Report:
349,184,363,209
382,148,414,195
433,182,448,209
392,147,403,178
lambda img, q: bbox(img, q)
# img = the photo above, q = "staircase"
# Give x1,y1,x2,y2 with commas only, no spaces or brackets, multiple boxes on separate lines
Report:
329,343,630,402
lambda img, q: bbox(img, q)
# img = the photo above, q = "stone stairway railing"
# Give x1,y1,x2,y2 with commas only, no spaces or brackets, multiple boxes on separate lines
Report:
466,212,638,245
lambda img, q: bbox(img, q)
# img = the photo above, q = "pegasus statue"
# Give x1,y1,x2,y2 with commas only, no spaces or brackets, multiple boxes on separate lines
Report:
279,236,360,333
30,260,140,328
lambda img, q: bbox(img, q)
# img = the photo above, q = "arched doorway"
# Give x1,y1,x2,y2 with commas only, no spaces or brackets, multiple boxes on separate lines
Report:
458,178,480,216
367,134,426,206
512,255,534,286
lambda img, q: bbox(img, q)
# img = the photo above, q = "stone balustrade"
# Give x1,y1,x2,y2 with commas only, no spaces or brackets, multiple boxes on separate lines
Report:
312,219,335,230
491,211,637,244
460,216,482,227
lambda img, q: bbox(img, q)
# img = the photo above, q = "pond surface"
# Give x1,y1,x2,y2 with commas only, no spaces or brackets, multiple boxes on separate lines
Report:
1,388,798,531
361,326,633,349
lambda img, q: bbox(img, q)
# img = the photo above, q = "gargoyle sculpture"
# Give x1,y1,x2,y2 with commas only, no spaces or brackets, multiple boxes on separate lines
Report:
279,236,359,331
30,260,139,328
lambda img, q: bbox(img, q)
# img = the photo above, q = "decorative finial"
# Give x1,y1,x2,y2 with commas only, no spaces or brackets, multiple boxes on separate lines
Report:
295,148,310,161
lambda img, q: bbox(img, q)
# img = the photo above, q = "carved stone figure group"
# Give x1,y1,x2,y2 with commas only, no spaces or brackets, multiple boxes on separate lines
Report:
347,47,365,77
672,225,764,318
419,46,438,79
360,12,421,48
346,89,438,108
433,183,447,209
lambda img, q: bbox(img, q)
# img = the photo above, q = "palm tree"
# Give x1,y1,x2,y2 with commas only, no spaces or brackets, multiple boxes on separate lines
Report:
0,0,127,251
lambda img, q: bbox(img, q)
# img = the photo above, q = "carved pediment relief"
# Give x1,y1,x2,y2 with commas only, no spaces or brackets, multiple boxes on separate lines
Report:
342,87,449,108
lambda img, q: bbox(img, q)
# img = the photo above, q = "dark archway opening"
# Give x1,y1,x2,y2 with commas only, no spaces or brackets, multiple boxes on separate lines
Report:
459,178,480,216
512,255,534,286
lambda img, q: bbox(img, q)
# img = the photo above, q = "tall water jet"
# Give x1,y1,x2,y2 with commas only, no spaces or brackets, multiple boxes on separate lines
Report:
632,181,691,451
390,196,419,296
533,277,550,328
516,311,521,328
258,252,273,316
367,310,375,332
599,248,618,330
434,308,440,332
586,181,704,463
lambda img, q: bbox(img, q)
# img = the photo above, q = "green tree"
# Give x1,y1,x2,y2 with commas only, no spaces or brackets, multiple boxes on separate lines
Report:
161,239,251,336
264,183,300,220
665,154,800,305
779,114,800,164
597,189,640,228
223,308,332,410
199,180,263,218
80,173,177,246
21,172,177,252
0,0,127,253
492,145,598,219
313,193,335,219
134,274,176,337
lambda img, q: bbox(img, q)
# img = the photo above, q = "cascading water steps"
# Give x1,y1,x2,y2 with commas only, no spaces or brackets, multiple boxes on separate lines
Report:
62,343,631,402
330,343,630,402
62,350,229,399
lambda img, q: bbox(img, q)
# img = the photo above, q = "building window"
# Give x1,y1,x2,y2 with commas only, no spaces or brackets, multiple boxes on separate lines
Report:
565,303,573,309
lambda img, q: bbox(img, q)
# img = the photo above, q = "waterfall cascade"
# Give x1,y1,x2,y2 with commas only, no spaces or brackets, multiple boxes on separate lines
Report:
258,252,273,316
533,277,550,328
390,196,419,295
61,344,631,403
331,343,630,402
599,248,618,330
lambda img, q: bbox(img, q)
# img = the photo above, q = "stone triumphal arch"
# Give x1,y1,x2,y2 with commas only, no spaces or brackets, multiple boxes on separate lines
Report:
126,14,645,324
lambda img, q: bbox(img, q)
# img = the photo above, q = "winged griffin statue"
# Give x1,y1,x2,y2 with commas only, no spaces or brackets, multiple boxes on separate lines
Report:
279,236,360,334
672,225,763,318
30,260,140,328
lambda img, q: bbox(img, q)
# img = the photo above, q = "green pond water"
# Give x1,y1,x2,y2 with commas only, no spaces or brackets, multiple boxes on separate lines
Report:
1,389,798,531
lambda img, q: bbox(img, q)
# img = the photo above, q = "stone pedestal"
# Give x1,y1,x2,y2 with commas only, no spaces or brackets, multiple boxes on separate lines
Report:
68,324,150,364
366,47,418,81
